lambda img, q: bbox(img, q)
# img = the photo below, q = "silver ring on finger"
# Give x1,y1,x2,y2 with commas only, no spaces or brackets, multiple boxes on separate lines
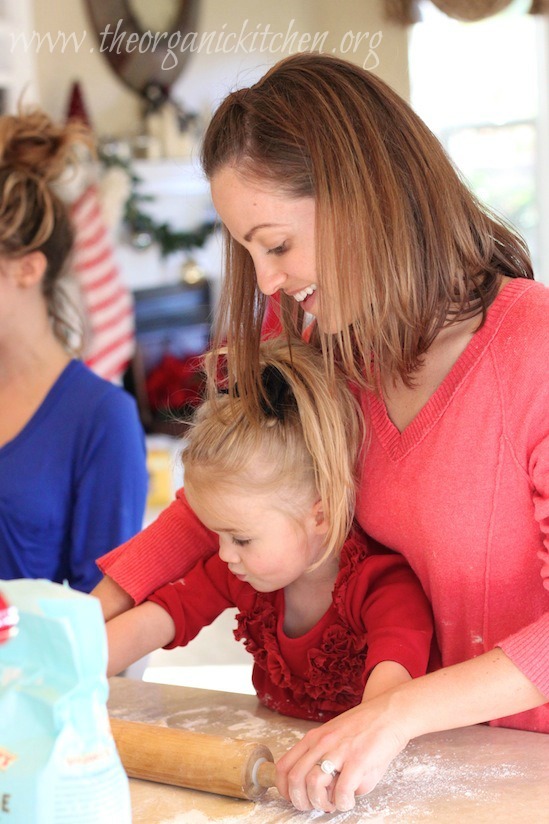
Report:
315,759,340,779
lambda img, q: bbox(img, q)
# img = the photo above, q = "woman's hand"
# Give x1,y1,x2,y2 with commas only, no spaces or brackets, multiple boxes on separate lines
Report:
275,649,548,813
275,693,409,813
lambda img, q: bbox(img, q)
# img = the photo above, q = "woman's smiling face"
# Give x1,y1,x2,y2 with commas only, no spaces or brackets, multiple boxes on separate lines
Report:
210,166,325,320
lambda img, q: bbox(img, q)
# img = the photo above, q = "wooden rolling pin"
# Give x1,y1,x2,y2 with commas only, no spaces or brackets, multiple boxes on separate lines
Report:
110,717,277,801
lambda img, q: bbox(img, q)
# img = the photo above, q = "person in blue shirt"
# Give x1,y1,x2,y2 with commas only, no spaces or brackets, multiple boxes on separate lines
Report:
0,109,148,593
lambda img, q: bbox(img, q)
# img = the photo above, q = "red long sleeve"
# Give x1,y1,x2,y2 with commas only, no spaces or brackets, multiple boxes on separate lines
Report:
97,488,218,604
146,531,434,722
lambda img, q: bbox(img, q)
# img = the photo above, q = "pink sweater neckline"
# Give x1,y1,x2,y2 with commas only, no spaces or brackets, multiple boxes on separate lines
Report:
368,279,536,460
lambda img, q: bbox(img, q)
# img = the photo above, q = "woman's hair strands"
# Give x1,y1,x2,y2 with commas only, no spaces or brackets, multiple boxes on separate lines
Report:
202,53,533,409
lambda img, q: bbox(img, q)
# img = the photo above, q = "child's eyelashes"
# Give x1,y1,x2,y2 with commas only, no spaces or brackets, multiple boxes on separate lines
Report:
232,536,252,547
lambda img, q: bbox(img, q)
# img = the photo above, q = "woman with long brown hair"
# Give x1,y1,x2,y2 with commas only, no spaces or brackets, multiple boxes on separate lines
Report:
94,54,548,813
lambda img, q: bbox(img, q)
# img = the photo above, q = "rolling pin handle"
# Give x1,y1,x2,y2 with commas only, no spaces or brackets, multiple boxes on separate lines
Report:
253,757,277,790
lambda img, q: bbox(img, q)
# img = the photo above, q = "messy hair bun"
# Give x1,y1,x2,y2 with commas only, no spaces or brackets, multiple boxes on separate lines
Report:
0,109,90,184
0,109,93,346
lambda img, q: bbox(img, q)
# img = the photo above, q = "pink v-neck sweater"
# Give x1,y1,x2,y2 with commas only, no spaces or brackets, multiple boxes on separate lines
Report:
98,278,549,732
357,279,549,732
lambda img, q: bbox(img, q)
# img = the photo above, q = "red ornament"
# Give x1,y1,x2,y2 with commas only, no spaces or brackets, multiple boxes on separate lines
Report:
66,81,93,128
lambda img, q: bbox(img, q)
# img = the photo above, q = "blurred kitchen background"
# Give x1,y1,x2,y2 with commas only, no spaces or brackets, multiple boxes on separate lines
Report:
2,0,548,691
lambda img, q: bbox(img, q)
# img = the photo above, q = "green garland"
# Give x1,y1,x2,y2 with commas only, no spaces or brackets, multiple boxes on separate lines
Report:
99,149,218,258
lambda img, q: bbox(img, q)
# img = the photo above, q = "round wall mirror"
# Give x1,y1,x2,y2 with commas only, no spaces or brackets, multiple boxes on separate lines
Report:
84,0,200,96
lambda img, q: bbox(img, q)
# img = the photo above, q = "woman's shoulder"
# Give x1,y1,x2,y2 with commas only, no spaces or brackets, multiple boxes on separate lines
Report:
481,280,549,439
52,361,144,450
61,360,140,416
488,279,549,372
493,278,549,339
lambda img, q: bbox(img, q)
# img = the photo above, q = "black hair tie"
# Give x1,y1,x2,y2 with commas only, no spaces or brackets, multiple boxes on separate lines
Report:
217,364,290,421
260,364,289,421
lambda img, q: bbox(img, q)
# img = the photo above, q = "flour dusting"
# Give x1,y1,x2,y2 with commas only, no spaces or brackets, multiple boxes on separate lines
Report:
225,710,304,749
253,743,525,823
159,809,250,823
154,741,525,823
112,703,306,751
110,687,534,823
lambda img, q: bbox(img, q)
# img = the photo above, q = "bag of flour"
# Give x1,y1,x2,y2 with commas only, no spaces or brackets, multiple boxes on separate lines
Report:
0,579,131,824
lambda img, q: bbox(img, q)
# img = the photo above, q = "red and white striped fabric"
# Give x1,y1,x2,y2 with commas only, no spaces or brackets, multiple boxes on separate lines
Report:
70,185,135,382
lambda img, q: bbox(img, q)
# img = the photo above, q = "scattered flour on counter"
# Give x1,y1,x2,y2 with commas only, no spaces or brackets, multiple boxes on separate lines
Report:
255,745,524,823
159,809,251,824
154,744,525,824
162,813,210,824
225,710,304,748
227,712,276,735
112,702,526,822
143,706,306,750
165,706,230,729
110,704,236,731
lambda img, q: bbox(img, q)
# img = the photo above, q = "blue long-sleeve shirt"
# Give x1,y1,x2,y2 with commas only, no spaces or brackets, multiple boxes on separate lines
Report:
0,360,148,592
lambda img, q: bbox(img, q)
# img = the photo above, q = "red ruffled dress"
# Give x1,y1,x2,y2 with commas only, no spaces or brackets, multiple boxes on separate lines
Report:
148,529,435,722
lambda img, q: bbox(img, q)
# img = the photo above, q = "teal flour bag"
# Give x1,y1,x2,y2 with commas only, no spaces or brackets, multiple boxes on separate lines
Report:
0,580,132,824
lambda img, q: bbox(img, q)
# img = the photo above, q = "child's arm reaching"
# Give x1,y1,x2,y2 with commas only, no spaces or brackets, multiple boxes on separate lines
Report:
106,601,176,677
362,660,411,701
